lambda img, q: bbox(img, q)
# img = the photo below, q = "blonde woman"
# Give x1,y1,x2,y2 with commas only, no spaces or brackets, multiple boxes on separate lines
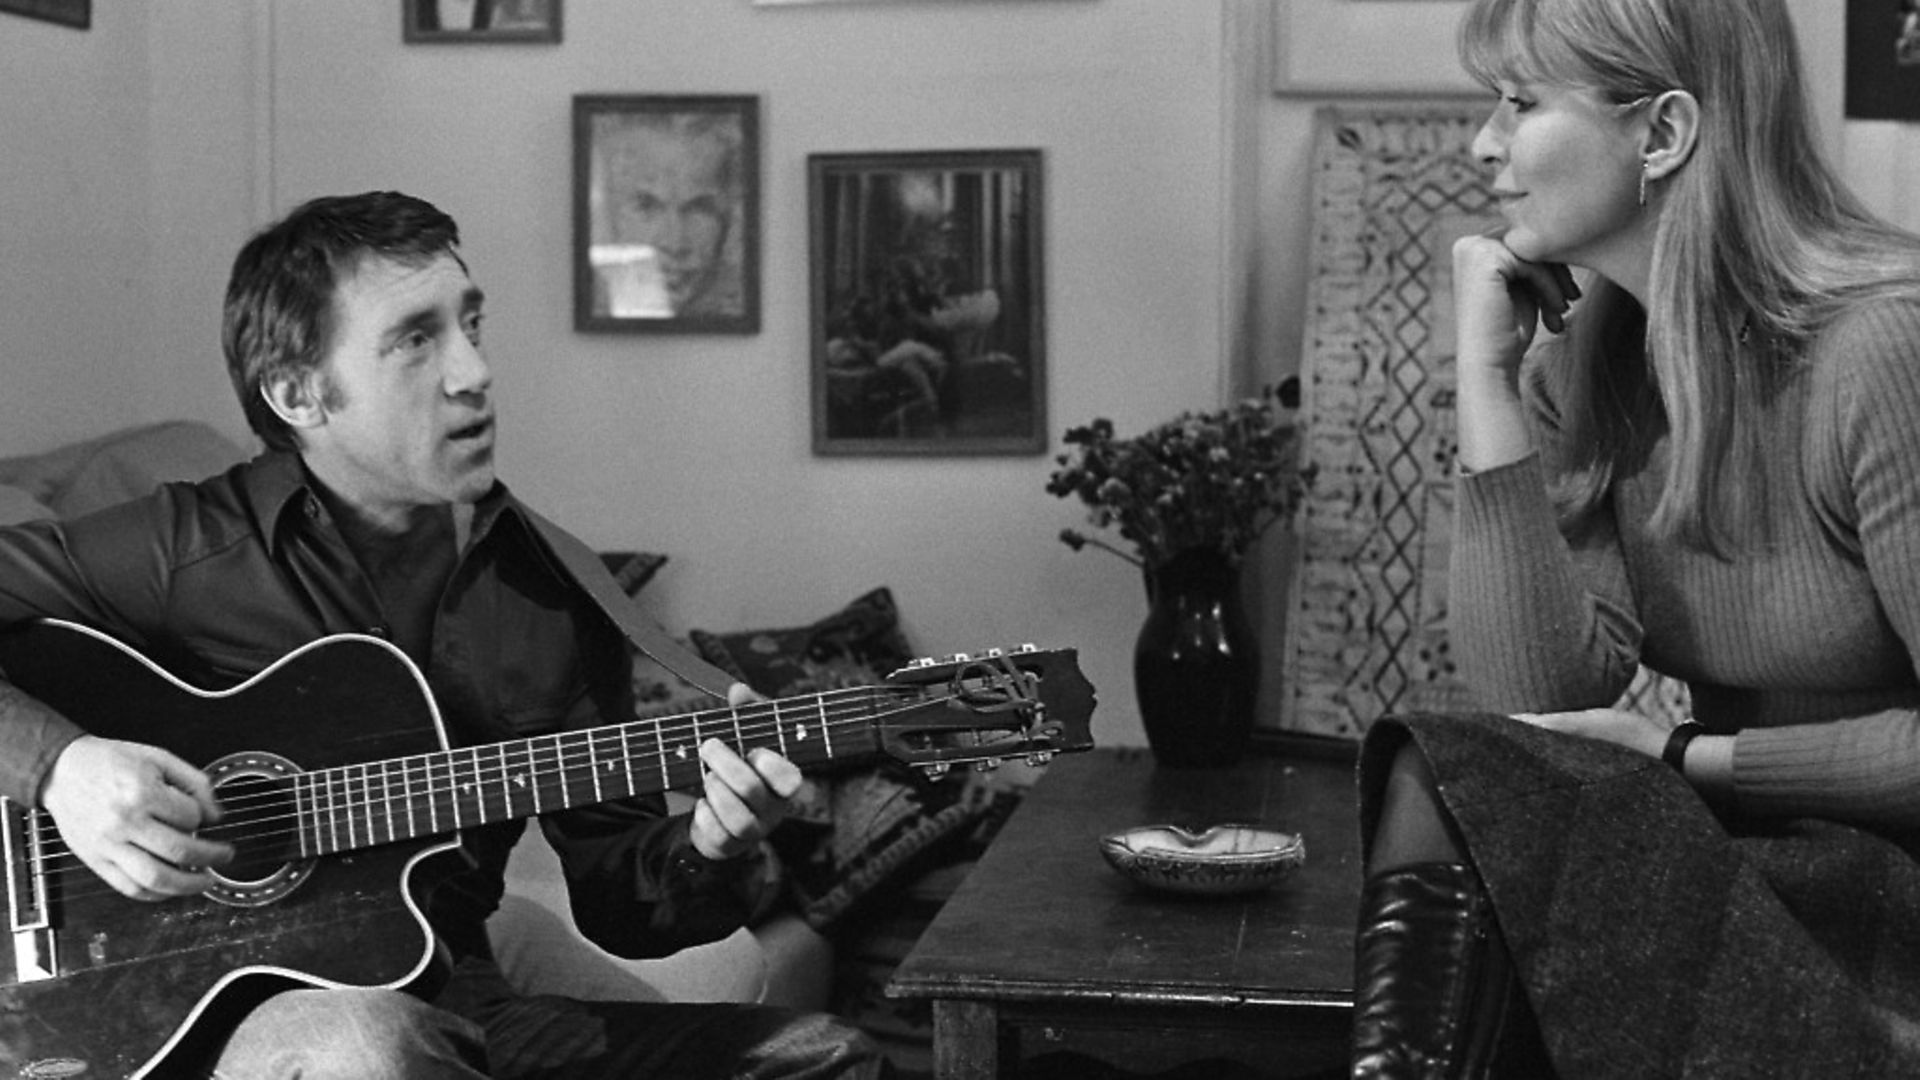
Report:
1351,0,1920,1075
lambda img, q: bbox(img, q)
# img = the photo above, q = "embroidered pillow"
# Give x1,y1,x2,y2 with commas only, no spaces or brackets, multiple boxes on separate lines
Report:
689,587,1015,929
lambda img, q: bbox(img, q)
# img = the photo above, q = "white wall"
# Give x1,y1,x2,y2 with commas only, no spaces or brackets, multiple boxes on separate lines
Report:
0,6,261,450
135,4,267,429
0,9,152,444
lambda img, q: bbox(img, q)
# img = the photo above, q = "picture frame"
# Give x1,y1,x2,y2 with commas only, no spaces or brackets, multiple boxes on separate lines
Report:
809,149,1046,456
573,94,761,335
403,0,561,44
1844,0,1920,121
753,0,1080,5
0,0,89,29
1272,0,1480,97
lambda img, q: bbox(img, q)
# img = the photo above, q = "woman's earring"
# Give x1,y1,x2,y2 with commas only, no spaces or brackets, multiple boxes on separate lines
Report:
1638,158,1652,208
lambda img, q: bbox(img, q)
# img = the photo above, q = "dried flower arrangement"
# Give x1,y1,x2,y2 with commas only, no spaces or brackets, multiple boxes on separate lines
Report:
1046,379,1310,570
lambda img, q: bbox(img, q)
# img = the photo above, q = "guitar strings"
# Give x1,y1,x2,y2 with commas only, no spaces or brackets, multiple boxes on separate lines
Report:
24,685,909,853
218,684,915,821
215,672,1022,836
22,687,1014,900
21,691,924,903
28,683,905,838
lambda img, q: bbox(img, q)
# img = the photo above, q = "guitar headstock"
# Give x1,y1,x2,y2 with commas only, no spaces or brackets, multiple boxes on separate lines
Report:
877,645,1096,778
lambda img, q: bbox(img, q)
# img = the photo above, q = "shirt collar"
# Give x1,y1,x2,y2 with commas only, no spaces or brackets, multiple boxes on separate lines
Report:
242,449,527,556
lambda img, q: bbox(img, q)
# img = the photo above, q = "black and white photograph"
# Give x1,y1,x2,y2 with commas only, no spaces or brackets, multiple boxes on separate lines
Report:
809,149,1044,455
1846,0,1920,119
403,0,561,43
574,95,760,334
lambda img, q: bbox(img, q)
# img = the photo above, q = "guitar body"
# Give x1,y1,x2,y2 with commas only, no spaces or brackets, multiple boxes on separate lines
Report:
0,621,455,1080
0,618,1100,1079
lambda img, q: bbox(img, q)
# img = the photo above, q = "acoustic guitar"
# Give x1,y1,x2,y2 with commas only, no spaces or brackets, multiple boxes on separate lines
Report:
0,618,1096,1079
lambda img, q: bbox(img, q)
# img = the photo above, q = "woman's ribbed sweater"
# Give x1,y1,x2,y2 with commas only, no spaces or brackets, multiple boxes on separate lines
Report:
1452,294,1920,829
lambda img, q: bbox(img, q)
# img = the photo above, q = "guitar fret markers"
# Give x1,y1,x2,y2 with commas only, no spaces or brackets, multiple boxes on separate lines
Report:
282,670,987,858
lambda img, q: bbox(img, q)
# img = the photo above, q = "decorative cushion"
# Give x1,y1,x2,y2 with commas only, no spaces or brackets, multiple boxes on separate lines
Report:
689,588,1020,931
772,766,1017,931
689,586,916,700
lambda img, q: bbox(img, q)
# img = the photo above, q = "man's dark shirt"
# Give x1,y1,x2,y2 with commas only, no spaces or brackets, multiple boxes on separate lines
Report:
0,450,762,960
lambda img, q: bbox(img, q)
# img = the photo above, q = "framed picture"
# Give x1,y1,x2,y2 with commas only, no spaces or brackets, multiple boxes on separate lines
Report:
753,0,1080,5
403,0,561,43
1845,0,1920,120
1272,0,1480,96
809,149,1046,456
0,0,89,28
573,95,761,335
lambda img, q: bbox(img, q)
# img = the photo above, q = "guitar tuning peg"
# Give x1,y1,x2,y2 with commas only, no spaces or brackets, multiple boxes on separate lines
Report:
985,646,1004,657
946,652,971,664
972,759,1001,772
1017,643,1038,653
908,657,933,669
921,762,951,780
1025,751,1055,767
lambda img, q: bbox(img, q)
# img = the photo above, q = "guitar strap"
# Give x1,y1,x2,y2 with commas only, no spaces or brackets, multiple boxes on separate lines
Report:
521,506,738,701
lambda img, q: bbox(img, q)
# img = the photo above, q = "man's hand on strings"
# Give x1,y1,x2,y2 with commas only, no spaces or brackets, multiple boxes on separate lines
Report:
41,734,234,901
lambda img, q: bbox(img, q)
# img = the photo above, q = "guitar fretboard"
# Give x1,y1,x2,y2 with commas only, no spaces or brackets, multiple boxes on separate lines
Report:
296,688,895,856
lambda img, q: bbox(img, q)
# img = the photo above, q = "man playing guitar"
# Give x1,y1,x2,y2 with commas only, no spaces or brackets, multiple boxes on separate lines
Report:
0,191,890,1079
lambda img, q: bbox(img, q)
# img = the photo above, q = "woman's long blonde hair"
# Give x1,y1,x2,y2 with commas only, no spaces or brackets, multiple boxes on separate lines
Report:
1460,0,1920,554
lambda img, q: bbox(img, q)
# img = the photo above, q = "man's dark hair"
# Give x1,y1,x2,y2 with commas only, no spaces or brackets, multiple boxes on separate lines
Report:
222,191,462,451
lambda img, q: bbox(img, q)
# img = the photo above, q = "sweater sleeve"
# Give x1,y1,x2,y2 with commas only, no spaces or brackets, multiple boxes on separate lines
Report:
1450,355,1645,713
1733,296,1920,826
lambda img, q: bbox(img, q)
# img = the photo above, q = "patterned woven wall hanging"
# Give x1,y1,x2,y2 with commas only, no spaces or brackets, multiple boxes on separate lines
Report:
1279,105,1689,738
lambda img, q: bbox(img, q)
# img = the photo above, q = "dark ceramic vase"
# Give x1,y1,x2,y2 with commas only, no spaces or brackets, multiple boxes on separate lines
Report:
1133,547,1258,768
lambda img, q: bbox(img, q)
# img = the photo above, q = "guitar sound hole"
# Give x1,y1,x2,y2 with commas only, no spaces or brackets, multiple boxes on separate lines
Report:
197,757,316,908
205,774,301,887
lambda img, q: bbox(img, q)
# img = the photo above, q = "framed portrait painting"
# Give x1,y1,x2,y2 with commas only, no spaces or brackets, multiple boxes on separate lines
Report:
809,149,1046,456
1845,0,1920,120
573,95,761,335
403,0,561,42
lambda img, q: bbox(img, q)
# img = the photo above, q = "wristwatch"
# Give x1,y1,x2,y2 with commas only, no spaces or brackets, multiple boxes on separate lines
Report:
1662,720,1706,773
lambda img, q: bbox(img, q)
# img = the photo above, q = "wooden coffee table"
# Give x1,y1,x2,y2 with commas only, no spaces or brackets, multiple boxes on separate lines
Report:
887,744,1361,1079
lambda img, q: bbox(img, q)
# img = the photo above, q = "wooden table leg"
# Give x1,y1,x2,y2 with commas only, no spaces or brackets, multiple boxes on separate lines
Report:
932,999,1002,1080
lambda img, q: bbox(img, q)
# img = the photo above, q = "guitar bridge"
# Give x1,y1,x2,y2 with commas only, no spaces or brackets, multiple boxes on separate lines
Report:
4,800,58,981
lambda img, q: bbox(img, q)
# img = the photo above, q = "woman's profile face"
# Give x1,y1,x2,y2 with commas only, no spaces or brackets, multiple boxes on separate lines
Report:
1471,80,1647,269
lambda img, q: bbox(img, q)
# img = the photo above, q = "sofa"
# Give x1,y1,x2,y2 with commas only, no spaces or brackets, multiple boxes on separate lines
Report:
0,421,1026,1042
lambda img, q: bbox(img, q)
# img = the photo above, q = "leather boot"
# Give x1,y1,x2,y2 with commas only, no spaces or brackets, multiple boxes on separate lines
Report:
1349,862,1548,1079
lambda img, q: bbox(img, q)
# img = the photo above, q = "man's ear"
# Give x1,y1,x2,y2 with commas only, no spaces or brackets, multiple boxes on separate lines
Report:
261,371,326,432
1641,89,1700,183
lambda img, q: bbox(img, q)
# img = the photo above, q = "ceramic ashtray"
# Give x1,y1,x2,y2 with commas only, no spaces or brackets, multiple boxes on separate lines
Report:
1099,823,1306,897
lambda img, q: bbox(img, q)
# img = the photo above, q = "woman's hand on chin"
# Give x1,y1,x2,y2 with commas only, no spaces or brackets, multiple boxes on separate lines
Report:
1452,230,1580,379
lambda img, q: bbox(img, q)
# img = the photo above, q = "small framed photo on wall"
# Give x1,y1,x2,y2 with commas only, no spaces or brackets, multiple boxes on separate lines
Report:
809,149,1046,456
1845,0,1920,120
403,0,561,44
573,95,761,335
0,0,90,29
